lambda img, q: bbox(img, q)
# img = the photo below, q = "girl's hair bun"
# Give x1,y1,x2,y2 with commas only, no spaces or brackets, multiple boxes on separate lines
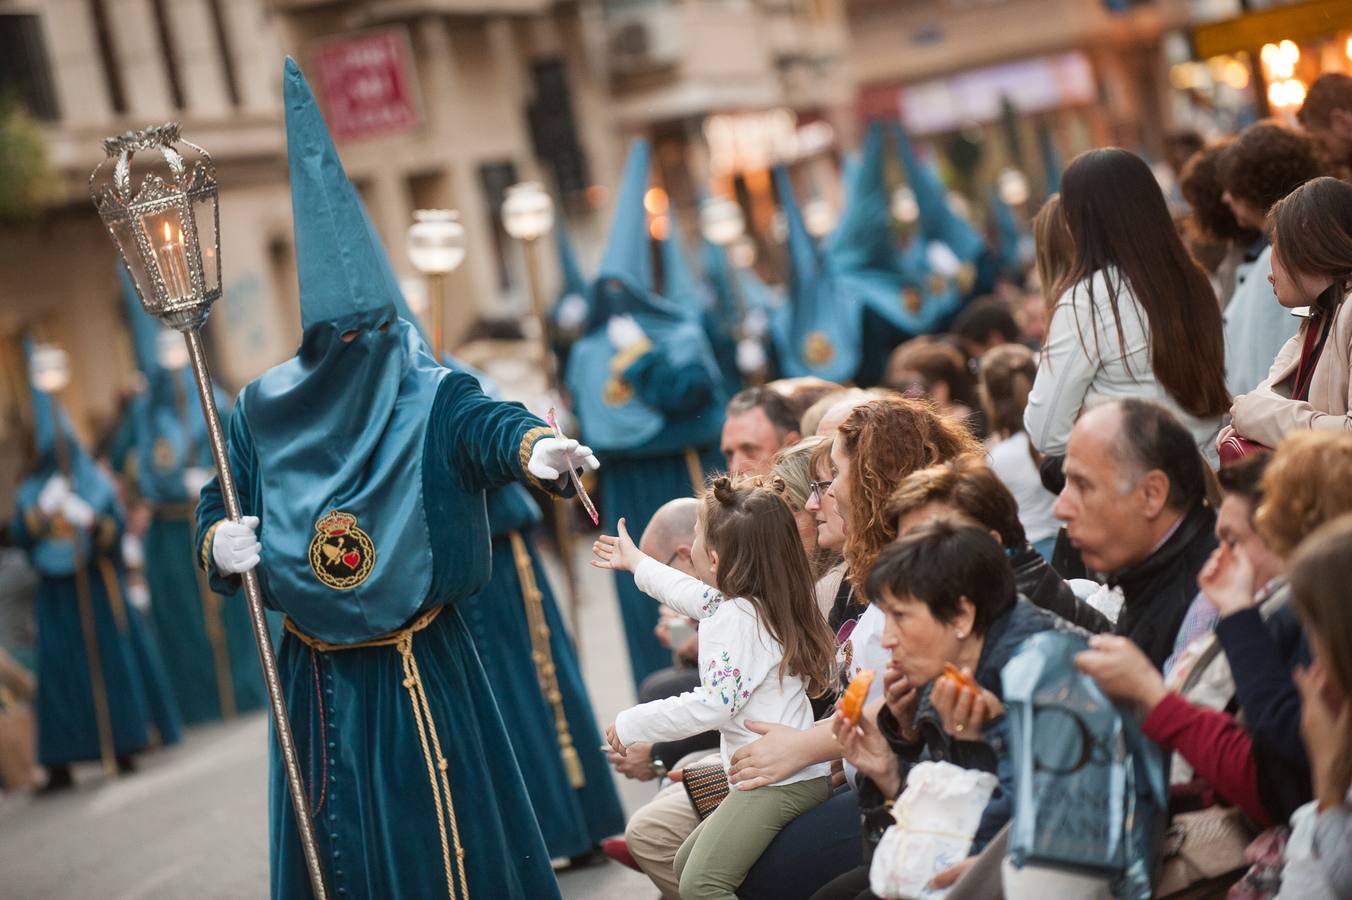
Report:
712,474,736,506
768,475,788,495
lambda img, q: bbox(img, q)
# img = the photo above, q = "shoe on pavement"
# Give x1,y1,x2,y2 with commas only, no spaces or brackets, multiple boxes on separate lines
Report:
600,837,640,871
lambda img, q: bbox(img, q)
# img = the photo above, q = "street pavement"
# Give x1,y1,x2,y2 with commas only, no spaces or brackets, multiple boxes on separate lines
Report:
0,541,661,899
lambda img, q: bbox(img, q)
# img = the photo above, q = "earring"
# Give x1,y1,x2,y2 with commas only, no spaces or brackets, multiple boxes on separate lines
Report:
955,631,966,640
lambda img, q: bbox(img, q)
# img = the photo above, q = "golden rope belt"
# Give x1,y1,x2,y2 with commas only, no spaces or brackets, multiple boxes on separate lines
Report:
283,607,469,900
507,531,584,789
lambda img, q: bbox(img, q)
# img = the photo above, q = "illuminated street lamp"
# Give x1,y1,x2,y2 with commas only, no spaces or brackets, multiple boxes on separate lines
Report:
699,195,745,248
501,182,558,386
406,209,466,357
90,123,329,899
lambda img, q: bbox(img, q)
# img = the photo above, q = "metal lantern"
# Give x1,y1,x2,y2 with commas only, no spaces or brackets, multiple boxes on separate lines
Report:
90,124,330,899
90,124,220,333
501,181,555,242
406,209,467,276
699,196,745,247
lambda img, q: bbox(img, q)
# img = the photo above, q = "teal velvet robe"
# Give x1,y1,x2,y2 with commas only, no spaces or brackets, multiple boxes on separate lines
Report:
594,348,724,688
195,371,562,900
461,485,626,858
11,507,182,765
111,409,270,726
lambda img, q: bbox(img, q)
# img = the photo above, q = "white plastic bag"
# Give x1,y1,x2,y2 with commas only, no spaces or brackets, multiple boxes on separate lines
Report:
869,760,998,899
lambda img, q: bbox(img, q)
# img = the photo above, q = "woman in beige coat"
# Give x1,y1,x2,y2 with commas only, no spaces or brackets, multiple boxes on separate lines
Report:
1227,177,1352,447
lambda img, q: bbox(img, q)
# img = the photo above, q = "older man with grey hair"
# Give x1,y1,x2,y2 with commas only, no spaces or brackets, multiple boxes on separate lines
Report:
1055,398,1218,671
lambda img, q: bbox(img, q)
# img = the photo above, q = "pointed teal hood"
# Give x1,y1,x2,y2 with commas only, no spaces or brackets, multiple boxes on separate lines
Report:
565,140,723,452
771,165,861,384
121,264,160,375
19,336,119,575
659,208,704,311
235,58,450,645
285,57,397,333
890,122,984,263
555,214,589,305
826,122,900,274
587,140,686,330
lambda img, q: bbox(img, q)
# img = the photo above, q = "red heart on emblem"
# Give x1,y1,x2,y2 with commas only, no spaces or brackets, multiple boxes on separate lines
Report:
342,551,360,569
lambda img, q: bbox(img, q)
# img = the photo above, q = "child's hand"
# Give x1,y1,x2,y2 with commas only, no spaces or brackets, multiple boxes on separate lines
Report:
604,722,628,757
592,518,645,573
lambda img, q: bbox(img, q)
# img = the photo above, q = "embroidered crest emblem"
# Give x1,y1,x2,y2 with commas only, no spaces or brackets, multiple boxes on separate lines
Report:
152,437,176,472
803,331,835,367
308,511,375,590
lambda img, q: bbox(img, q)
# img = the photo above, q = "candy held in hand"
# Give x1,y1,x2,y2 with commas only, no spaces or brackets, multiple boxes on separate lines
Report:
841,669,876,725
942,662,977,693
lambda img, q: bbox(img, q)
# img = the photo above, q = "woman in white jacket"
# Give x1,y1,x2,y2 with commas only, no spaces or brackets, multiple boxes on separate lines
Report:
1025,149,1230,461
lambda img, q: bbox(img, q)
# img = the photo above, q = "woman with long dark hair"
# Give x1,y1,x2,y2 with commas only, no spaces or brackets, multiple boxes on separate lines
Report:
1228,177,1352,446
1024,148,1230,459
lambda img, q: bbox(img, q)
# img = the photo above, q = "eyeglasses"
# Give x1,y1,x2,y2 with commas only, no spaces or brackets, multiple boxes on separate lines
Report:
809,480,833,503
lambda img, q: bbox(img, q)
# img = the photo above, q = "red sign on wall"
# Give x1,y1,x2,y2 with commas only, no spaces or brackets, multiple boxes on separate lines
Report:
311,29,420,142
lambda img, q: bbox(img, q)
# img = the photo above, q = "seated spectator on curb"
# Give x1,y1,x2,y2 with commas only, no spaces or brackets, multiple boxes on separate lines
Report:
1227,177,1352,452
885,455,1110,634
816,520,1074,900
1056,399,1218,669
721,387,802,476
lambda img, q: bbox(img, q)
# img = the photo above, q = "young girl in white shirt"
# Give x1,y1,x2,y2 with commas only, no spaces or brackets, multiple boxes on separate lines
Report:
595,474,837,900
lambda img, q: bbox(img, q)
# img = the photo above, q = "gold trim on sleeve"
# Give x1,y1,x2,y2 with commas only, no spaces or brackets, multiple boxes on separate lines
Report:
200,519,224,572
518,425,556,492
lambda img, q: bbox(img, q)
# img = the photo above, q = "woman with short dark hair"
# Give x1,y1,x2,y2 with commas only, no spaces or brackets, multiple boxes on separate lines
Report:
814,519,1072,900
1023,148,1230,462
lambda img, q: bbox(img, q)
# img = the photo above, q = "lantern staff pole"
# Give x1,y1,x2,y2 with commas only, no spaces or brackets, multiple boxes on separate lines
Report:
182,329,330,900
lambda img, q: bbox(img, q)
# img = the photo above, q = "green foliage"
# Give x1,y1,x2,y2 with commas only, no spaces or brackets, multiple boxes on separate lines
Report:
0,97,63,222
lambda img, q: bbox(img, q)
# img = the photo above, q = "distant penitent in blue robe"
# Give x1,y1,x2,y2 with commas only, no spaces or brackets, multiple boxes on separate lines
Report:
566,140,725,689
13,346,181,767
114,266,268,726
192,58,563,900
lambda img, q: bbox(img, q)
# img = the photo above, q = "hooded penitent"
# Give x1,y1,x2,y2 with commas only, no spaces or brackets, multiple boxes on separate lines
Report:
237,59,450,644
771,164,863,384
17,337,119,576
564,139,722,453
119,265,228,504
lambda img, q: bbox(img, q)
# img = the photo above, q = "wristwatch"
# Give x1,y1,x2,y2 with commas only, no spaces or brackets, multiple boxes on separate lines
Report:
651,756,668,780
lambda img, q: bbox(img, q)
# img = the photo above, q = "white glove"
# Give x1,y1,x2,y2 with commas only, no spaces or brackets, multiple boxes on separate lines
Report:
528,438,600,483
556,294,588,331
736,338,768,374
606,315,647,352
743,307,770,339
37,475,70,516
182,467,213,499
60,494,96,530
121,533,145,570
926,240,961,277
212,516,261,576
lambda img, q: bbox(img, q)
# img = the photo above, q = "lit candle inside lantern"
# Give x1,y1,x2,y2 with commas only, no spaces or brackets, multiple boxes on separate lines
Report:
158,220,190,301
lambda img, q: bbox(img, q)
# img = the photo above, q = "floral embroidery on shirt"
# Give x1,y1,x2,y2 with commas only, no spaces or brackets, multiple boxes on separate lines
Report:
702,650,749,712
698,587,725,617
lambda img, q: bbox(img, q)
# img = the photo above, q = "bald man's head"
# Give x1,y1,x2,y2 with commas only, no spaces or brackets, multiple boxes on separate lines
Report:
815,394,871,436
638,497,700,576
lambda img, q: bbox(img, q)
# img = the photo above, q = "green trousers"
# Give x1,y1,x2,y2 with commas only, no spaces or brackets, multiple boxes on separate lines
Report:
674,775,832,900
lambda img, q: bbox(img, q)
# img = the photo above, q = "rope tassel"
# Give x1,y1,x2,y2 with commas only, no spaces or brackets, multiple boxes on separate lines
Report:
509,531,586,790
